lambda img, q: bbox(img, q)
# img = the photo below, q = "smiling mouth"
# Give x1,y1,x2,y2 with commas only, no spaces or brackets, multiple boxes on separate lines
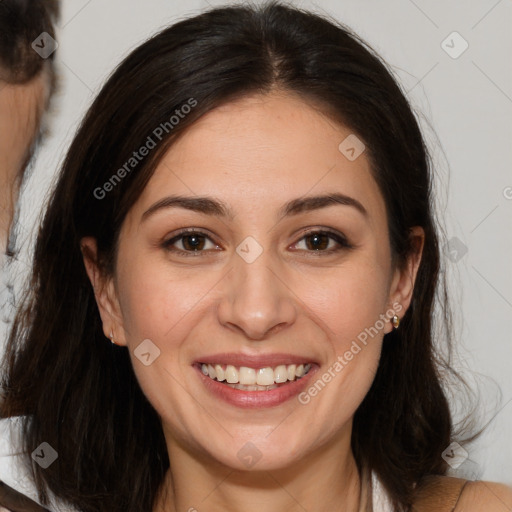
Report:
199,363,313,391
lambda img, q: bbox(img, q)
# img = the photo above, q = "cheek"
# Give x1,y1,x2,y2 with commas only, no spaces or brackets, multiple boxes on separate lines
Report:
115,265,218,429
294,264,388,436
116,261,217,344
294,257,391,346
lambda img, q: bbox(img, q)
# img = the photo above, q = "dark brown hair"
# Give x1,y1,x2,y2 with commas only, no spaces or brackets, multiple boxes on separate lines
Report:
2,2,461,511
0,0,60,84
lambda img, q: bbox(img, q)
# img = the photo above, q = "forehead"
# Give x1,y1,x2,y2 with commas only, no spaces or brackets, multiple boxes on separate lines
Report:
129,91,387,226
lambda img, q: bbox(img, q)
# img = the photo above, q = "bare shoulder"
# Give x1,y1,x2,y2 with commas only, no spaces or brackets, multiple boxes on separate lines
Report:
458,480,512,511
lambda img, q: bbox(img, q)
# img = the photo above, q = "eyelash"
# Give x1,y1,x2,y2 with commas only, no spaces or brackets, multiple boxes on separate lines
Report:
162,228,353,257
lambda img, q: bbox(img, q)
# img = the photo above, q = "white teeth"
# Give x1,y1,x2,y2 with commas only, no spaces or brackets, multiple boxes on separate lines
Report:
227,383,278,391
256,367,275,386
239,366,256,385
225,365,238,384
274,365,288,383
215,364,225,382
200,362,312,386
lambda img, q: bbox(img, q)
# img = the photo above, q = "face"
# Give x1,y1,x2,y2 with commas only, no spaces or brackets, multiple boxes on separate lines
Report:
84,90,423,472
0,70,49,249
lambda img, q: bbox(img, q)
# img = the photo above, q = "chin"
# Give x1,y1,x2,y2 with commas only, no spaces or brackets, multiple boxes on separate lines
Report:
202,430,312,472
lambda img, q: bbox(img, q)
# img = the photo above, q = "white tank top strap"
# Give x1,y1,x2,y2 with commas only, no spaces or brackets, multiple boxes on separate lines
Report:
371,470,394,512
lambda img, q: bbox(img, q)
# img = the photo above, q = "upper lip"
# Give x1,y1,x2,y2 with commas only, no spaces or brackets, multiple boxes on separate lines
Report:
195,352,318,368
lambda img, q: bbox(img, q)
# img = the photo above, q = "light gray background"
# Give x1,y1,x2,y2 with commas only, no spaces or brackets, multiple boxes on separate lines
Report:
6,0,512,484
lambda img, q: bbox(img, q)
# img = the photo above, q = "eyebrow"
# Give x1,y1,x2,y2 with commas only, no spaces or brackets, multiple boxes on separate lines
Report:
141,192,368,222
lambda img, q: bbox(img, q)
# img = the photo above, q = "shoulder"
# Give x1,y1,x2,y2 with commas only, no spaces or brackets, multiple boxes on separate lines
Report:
457,480,512,511
412,475,512,512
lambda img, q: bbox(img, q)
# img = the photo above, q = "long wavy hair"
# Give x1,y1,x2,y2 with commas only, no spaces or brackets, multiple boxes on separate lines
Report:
1,2,461,510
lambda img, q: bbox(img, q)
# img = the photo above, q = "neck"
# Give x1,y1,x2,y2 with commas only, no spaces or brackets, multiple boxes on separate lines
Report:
155,429,362,512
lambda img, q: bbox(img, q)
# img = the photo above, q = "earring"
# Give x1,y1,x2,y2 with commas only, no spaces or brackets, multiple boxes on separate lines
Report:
391,315,400,329
109,330,117,345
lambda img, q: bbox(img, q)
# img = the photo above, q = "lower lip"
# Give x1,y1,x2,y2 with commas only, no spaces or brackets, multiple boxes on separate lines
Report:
194,364,317,409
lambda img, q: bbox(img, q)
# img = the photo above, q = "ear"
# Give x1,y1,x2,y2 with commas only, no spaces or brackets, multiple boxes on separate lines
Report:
384,226,425,334
80,237,127,346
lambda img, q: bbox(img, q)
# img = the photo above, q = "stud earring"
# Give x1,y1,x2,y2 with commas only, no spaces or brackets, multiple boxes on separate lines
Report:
109,330,117,345
391,315,400,329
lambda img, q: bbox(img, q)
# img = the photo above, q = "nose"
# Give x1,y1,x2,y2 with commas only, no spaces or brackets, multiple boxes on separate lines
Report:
216,246,297,341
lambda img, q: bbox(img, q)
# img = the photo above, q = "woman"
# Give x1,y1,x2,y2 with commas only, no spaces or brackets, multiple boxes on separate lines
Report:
0,0,60,355
0,2,510,511
0,0,60,253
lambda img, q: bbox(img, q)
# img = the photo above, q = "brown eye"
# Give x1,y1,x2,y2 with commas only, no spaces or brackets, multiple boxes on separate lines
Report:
180,234,207,251
163,230,220,256
292,230,352,253
305,233,330,251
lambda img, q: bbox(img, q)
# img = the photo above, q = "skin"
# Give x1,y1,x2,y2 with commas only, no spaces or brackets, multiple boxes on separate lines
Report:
458,481,512,511
0,70,49,253
82,89,426,512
